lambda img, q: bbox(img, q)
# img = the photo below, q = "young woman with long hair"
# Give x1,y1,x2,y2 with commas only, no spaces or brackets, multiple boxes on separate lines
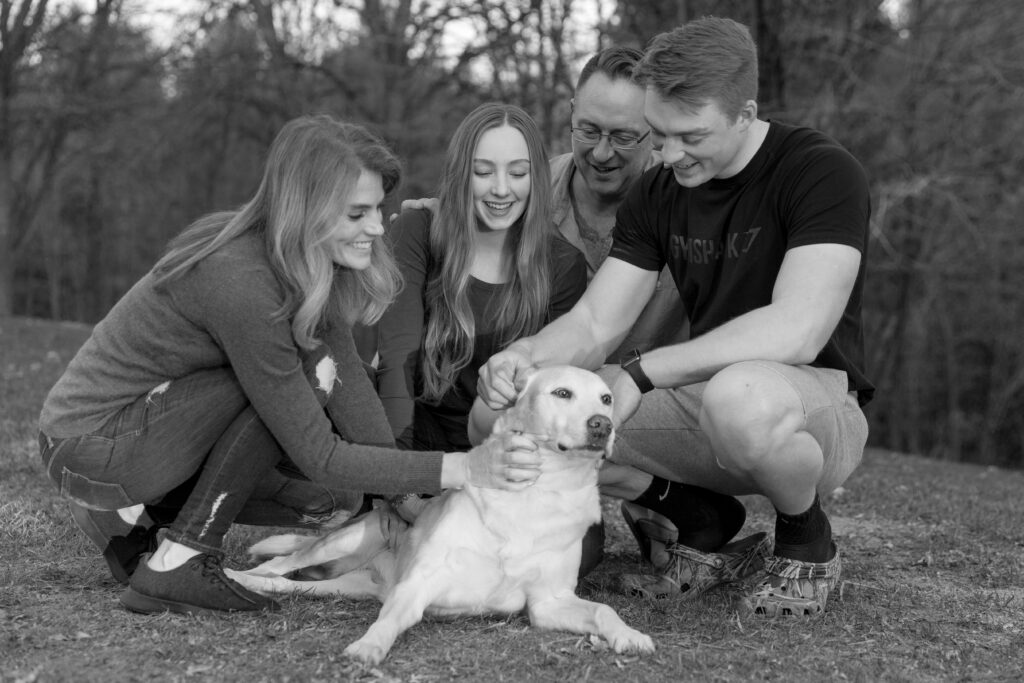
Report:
38,114,544,616
375,103,587,453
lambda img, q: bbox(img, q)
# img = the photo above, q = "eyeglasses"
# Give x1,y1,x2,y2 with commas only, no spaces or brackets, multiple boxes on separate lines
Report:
570,127,651,150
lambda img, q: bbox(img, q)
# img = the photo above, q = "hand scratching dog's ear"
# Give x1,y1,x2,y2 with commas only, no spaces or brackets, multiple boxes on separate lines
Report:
513,365,538,397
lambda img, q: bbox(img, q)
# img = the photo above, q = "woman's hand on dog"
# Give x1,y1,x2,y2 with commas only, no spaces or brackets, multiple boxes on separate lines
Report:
460,432,545,490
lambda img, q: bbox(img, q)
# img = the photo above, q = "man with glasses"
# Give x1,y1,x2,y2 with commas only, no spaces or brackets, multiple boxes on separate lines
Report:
550,47,687,362
479,17,872,618
548,47,688,579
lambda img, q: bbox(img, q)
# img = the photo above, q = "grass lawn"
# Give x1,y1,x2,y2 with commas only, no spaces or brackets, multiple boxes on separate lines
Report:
2,316,1023,682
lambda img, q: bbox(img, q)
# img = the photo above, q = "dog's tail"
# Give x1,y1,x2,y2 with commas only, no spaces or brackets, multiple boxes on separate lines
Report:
247,533,316,561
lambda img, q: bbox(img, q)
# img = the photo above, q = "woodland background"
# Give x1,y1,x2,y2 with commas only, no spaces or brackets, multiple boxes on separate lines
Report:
1,0,1022,468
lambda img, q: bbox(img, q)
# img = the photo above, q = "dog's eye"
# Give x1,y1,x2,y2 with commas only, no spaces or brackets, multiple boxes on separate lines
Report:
551,388,573,400
601,393,612,405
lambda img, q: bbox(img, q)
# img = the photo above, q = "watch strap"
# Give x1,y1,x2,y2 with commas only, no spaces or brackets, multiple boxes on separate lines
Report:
620,348,654,394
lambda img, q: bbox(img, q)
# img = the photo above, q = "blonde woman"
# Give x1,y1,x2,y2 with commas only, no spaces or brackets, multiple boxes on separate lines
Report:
39,114,544,616
376,103,587,452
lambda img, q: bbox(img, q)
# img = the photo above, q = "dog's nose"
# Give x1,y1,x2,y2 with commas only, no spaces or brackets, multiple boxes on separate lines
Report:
586,414,613,447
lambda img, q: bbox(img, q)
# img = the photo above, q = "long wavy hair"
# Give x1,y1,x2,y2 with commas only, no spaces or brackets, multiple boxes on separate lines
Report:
152,114,404,350
421,103,554,402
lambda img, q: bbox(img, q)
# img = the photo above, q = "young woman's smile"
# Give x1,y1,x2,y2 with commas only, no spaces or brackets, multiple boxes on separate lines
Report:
472,125,532,232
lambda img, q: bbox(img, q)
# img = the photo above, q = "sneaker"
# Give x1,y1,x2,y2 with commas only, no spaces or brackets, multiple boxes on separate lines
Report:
68,501,157,585
744,542,841,617
619,531,771,600
121,553,281,616
620,501,677,571
105,525,164,584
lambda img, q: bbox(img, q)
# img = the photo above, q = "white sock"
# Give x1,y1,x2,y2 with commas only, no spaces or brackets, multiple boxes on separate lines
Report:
117,504,148,526
146,539,202,572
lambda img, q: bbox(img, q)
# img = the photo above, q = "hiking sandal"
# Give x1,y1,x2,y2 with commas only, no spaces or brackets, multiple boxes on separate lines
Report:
744,542,842,617
619,531,771,600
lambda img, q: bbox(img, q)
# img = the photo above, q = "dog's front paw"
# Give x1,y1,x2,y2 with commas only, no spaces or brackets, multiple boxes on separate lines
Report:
224,568,280,596
607,627,655,655
224,567,253,587
344,638,388,665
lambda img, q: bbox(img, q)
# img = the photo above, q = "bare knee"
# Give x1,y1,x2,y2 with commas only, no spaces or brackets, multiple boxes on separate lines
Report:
699,362,807,474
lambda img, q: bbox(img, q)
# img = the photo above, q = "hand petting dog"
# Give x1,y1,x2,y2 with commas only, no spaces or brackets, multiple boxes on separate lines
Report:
462,429,544,489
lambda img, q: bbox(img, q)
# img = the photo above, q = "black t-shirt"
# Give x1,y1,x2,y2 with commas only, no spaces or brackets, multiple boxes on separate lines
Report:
610,121,874,405
377,208,588,450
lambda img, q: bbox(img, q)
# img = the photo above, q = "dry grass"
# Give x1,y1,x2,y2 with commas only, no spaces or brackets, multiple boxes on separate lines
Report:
2,316,1023,682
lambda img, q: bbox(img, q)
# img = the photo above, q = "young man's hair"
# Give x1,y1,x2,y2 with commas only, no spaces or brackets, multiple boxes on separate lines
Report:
154,114,403,349
576,45,644,91
635,16,759,122
422,102,553,402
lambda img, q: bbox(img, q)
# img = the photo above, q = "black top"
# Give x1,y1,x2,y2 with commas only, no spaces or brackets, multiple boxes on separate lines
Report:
611,121,874,405
377,208,588,449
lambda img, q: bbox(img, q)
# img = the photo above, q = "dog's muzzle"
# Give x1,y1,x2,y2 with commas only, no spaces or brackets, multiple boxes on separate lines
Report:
586,414,613,451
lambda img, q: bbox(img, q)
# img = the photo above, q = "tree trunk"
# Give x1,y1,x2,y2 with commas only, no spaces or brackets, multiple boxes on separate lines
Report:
0,160,13,316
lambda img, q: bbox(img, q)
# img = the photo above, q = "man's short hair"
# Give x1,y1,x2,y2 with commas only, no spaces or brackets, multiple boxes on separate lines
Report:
576,45,644,91
634,16,759,122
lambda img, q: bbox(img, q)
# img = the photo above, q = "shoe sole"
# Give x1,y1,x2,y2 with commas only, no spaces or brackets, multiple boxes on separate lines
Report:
120,587,280,616
103,548,133,585
69,503,134,584
751,598,824,617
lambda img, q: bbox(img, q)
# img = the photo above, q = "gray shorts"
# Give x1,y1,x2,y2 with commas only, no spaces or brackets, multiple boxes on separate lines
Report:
611,361,869,496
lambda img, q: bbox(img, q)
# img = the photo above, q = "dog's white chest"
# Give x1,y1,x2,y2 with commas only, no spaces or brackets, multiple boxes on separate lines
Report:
405,486,595,616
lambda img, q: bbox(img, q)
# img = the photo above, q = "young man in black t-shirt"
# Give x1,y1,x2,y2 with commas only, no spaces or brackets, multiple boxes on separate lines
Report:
478,16,872,617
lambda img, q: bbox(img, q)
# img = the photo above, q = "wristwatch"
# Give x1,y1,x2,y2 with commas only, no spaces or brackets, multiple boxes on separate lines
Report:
620,348,655,394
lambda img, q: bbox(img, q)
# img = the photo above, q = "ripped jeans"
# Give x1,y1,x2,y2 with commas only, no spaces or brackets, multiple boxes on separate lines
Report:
38,359,364,557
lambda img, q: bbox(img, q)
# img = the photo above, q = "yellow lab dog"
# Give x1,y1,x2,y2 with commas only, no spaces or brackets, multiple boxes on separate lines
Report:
228,365,654,664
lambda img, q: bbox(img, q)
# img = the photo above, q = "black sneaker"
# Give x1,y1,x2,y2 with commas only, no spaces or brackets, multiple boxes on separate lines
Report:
121,553,281,616
68,501,156,584
105,525,164,584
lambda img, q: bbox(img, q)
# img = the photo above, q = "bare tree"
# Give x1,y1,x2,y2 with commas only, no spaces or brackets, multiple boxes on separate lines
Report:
864,0,1024,465
0,0,50,316
602,0,789,113
8,0,1023,468
1,0,169,318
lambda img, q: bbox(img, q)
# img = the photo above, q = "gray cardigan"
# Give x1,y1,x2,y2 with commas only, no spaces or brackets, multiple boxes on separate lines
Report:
40,231,445,495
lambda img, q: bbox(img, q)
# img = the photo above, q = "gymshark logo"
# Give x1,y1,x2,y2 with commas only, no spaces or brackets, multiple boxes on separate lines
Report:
670,227,762,263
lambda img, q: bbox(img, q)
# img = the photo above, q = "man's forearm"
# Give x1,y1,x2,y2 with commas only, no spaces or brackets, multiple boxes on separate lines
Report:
640,302,827,390
637,244,859,390
510,307,621,371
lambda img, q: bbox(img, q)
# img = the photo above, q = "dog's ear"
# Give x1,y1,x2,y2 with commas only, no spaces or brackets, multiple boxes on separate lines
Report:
510,366,543,417
491,412,509,436
513,366,538,396
489,368,541,436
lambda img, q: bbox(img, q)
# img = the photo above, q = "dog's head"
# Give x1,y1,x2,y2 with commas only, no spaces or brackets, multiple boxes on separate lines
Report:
494,365,615,459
